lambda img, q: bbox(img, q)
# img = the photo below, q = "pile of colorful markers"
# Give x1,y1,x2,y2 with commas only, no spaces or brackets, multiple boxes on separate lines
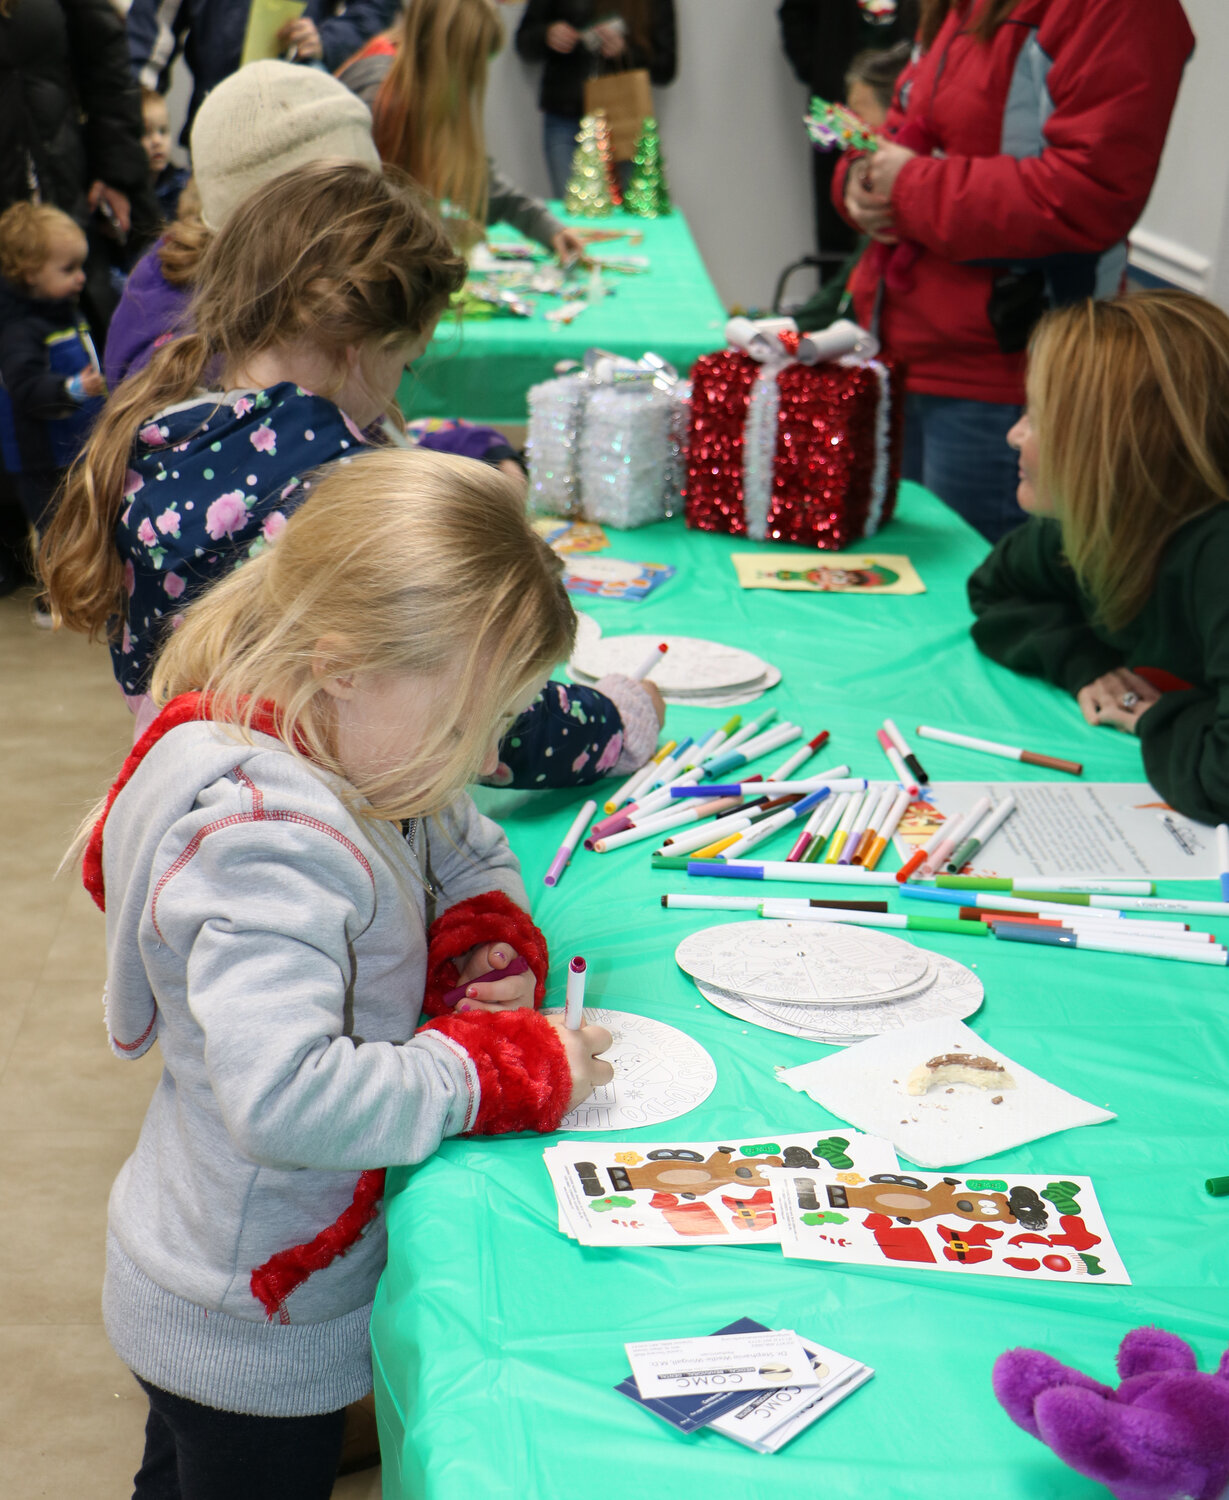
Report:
540,700,1229,968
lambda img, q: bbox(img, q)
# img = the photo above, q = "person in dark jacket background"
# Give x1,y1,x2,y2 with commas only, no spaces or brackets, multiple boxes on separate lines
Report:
0,0,154,593
515,0,676,199
127,0,398,135
778,0,918,266
0,0,156,333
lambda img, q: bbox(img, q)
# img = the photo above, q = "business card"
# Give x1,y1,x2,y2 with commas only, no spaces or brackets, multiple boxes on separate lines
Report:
626,1330,822,1400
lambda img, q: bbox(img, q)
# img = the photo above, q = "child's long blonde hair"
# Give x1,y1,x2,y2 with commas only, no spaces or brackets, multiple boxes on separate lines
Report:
1029,290,1229,631
152,446,575,821
41,161,465,641
371,0,503,237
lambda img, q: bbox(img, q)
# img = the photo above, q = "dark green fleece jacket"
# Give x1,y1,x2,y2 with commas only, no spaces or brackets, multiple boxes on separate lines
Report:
967,509,1229,826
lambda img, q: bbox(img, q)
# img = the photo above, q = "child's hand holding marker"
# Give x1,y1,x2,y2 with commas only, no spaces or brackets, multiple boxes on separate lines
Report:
551,957,614,1111
447,947,536,1012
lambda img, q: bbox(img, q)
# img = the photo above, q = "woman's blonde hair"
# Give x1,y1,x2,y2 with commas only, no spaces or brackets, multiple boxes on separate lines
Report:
151,447,575,820
371,0,504,239
0,201,84,284
41,160,465,641
1029,289,1229,631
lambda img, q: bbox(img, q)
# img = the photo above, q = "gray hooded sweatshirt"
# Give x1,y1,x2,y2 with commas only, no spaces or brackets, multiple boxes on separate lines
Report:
97,717,532,1416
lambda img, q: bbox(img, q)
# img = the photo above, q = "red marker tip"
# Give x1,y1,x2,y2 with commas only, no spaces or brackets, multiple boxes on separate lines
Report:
569,955,587,973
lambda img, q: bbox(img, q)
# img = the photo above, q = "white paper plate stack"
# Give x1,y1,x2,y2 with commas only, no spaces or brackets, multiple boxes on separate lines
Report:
675,920,983,1046
569,619,781,707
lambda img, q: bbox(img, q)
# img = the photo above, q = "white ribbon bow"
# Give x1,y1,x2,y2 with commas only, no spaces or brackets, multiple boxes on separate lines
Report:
724,315,880,369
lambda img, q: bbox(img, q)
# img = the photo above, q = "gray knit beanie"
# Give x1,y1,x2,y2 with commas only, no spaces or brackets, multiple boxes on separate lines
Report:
190,61,382,230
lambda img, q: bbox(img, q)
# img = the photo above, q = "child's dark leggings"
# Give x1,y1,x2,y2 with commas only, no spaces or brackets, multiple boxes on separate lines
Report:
132,1376,346,1499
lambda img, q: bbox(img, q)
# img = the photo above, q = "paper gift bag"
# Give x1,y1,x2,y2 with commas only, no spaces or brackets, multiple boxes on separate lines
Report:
584,69,654,159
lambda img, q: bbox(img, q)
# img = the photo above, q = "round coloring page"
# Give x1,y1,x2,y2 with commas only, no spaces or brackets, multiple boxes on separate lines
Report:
676,920,934,1007
543,1008,717,1131
695,949,983,1044
569,633,774,696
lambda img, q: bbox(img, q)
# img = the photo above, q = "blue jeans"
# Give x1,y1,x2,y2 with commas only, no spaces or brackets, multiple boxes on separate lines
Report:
543,113,583,199
901,393,1026,544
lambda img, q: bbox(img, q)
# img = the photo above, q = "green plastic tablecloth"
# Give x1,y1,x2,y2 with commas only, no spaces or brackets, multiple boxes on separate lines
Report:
397,207,727,425
371,485,1229,1500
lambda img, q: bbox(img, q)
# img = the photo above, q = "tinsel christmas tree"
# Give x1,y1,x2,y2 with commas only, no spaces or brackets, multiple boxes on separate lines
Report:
591,111,623,208
564,115,616,217
623,117,672,218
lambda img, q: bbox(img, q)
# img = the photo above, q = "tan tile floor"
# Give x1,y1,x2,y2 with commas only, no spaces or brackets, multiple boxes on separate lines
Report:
0,587,380,1498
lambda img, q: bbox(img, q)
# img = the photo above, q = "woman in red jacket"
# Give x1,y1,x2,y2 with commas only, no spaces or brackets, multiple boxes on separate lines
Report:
836,0,1194,543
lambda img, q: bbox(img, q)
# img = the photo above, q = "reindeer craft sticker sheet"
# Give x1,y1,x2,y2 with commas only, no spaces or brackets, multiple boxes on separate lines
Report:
544,1131,900,1248
769,1168,1130,1285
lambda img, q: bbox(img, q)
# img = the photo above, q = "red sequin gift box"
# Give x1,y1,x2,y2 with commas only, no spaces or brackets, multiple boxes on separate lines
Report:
685,318,904,550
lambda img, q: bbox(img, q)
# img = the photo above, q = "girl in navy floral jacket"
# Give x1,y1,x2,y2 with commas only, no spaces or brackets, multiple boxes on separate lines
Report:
43,162,661,781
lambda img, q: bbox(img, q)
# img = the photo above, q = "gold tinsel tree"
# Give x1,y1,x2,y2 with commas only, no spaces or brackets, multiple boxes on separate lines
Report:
623,117,672,218
564,115,616,217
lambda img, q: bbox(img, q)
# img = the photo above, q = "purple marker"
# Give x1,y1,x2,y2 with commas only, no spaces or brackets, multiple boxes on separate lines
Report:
441,954,530,1007
544,799,597,887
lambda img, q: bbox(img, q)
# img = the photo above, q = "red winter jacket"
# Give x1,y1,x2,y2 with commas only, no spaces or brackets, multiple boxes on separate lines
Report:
834,0,1195,405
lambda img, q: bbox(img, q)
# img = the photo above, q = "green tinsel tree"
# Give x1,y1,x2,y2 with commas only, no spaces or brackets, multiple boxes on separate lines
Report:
564,115,616,217
623,117,672,218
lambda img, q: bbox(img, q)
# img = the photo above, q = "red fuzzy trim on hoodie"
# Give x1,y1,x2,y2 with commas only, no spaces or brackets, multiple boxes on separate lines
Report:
250,1167,387,1321
422,890,549,1016
421,1007,572,1134
83,692,288,912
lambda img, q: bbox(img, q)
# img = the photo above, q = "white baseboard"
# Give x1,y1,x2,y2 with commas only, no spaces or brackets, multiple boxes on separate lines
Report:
1128,228,1211,293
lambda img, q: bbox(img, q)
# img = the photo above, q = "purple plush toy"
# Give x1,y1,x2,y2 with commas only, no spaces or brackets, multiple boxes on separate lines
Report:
994,1327,1229,1500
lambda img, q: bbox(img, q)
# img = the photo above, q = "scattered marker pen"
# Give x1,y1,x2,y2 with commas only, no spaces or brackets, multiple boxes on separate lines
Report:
631,642,669,680
883,718,928,785
1218,824,1229,903
945,796,1017,872
875,730,918,795
565,956,587,1028
441,955,530,1008
543,799,597,887
916,724,1083,777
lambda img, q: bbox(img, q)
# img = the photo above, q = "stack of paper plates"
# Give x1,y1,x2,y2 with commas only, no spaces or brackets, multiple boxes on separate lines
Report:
675,920,983,1046
569,625,780,707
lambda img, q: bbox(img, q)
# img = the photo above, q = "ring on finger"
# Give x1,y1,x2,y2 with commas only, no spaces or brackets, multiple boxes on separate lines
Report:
1120,691,1140,710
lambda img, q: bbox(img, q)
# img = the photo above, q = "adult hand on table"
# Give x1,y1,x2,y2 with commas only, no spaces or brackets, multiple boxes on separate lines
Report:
453,943,537,1012
277,15,323,59
1076,668,1160,734
548,1017,614,1112
546,21,579,52
844,166,897,244
552,228,587,265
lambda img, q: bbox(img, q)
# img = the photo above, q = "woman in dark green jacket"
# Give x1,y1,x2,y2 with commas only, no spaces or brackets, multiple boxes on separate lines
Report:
967,290,1229,826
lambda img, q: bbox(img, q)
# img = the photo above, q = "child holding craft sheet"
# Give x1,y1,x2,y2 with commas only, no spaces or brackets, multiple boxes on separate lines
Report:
967,291,1229,826
87,446,613,1496
41,162,663,782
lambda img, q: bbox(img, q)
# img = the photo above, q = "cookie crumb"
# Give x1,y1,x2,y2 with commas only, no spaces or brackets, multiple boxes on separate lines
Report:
945,1088,954,1094
991,1095,1003,1104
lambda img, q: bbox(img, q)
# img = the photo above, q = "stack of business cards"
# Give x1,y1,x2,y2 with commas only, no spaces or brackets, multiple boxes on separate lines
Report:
615,1317,872,1452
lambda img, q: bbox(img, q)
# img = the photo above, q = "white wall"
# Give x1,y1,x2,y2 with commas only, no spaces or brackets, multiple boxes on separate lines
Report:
488,0,818,310
1123,0,1229,307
